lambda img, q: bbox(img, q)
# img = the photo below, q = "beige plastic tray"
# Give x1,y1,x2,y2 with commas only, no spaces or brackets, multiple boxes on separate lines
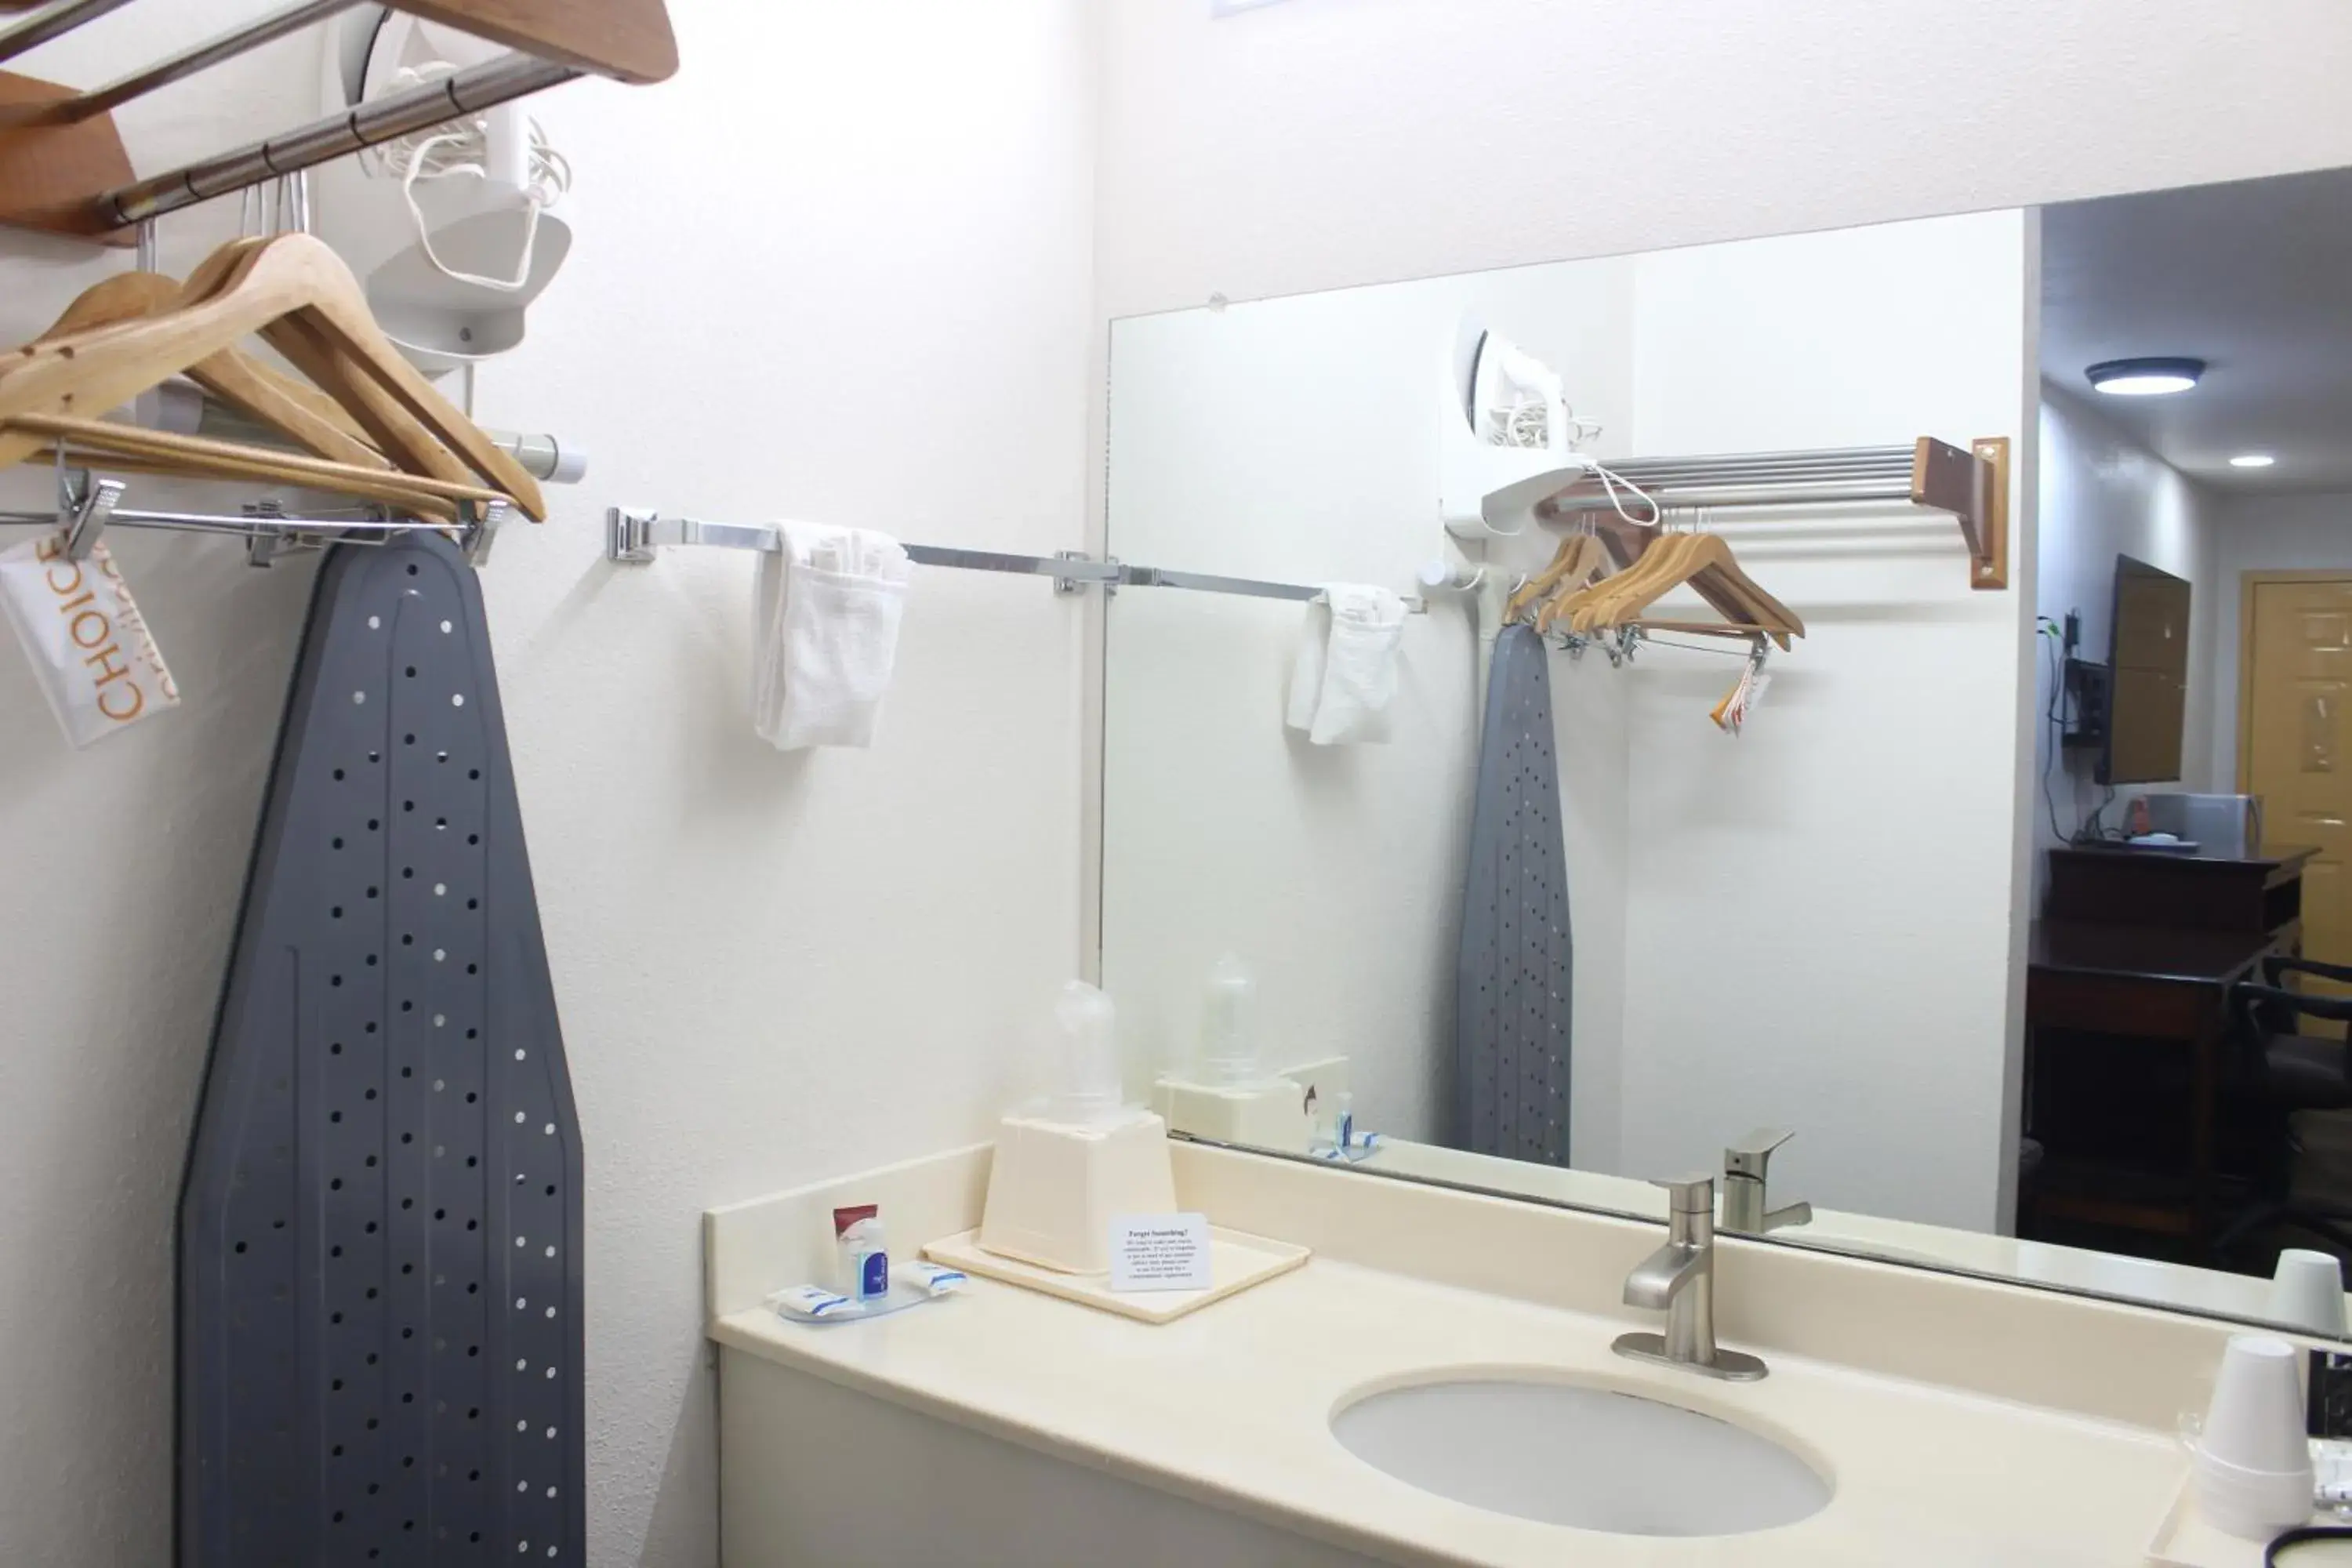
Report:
923,1225,1309,1324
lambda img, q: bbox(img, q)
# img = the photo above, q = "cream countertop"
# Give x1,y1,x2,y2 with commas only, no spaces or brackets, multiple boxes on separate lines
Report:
706,1142,2285,1567
717,1259,2190,1566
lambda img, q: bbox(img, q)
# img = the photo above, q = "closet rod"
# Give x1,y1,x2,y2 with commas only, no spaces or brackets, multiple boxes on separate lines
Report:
1596,446,1917,482
605,509,1429,610
0,503,464,544
96,52,577,227
1545,482,1918,514
1541,434,2012,591
0,0,135,64
0,470,510,564
2,0,361,128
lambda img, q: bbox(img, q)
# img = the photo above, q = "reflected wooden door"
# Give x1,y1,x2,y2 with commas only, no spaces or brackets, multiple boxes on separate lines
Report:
2243,575,2352,1007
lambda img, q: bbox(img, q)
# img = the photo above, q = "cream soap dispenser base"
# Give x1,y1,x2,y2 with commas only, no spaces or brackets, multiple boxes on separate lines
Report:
1154,1075,1314,1152
978,1109,1177,1276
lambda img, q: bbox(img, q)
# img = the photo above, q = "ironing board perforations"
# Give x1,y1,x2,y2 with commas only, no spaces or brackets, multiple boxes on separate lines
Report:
181,535,584,1566
1456,626,1571,1166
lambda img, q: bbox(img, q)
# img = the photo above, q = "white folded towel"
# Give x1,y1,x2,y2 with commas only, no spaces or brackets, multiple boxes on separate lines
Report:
753,521,913,750
1285,584,1408,745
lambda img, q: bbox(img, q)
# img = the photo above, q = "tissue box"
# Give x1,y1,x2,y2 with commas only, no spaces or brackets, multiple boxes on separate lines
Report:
978,1109,1175,1276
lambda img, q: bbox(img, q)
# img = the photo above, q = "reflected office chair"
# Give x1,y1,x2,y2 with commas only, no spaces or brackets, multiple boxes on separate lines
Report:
2216,955,2352,1263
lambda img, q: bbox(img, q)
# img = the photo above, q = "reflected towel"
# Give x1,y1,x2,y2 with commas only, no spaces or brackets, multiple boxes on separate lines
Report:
1285,583,1407,745
753,521,912,750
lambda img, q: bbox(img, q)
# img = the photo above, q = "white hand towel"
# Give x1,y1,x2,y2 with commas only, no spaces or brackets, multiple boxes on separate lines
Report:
753,521,912,750
1284,597,1334,735
1286,584,1407,745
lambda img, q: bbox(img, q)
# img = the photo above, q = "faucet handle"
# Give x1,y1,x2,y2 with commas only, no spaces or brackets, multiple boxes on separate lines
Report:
1650,1173,1715,1214
1724,1127,1795,1180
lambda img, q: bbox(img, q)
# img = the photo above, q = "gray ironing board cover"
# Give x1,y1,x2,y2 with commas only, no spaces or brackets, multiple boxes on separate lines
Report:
1454,622,1571,1164
179,533,584,1565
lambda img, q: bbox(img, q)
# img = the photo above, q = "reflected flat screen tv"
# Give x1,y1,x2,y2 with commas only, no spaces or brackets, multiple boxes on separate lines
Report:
2101,554,2192,786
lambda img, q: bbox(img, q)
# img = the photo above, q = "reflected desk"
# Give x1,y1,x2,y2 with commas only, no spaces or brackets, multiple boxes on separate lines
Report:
2025,847,2315,1248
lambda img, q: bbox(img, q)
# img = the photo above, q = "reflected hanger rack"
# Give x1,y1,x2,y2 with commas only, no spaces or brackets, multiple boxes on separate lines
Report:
0,0,677,244
1537,437,2011,591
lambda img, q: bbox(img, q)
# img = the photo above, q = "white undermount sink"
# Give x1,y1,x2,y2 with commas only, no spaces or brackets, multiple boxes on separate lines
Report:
1331,1377,1832,1537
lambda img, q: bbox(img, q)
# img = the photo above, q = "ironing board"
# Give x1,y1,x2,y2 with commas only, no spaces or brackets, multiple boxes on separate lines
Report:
178,533,584,1565
1455,622,1572,1165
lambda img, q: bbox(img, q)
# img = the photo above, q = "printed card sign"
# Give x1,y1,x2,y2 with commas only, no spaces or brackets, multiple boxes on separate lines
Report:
1109,1213,1212,1293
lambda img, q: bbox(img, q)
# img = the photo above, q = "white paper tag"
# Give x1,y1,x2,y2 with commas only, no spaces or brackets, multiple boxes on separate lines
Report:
1109,1213,1213,1293
0,529,179,748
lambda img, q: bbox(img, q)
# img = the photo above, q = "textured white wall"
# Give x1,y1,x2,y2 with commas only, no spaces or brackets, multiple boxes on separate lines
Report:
0,4,1097,1566
1093,0,2352,319
2031,387,2223,878
2210,491,2352,786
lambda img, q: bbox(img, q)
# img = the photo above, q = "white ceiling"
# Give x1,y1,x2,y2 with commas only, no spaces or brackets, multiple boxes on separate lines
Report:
2041,164,2352,496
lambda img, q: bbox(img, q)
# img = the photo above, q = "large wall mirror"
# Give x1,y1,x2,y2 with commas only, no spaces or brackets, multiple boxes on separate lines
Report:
1094,165,2352,1340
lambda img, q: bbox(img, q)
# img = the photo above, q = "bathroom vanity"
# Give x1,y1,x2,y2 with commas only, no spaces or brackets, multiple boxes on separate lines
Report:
708,1142,2290,1566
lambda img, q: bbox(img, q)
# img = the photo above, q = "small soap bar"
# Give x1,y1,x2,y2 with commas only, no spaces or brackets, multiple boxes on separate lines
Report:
771,1285,854,1321
902,1261,967,1297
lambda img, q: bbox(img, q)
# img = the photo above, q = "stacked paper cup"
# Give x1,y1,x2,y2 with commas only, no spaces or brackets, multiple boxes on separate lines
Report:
2268,1250,2349,1338
2194,1334,2315,1539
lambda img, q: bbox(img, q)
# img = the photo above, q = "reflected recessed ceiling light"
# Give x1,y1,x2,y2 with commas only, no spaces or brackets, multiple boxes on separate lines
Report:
2230,453,2277,468
2086,357,2205,396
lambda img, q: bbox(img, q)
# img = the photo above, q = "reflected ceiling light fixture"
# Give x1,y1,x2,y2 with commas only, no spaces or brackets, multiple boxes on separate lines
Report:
2229,453,2278,468
2086,357,2205,396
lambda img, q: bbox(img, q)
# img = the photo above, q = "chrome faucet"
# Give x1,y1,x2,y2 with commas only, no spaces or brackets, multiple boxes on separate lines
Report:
1721,1127,1813,1235
1612,1174,1768,1381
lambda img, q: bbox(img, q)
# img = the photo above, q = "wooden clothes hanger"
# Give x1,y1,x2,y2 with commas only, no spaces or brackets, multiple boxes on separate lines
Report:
9,267,386,470
2,252,471,521
1556,527,1697,634
0,233,545,518
1564,526,1804,648
1507,531,1606,624
1576,510,1793,646
1531,535,1610,633
21,412,506,517
1668,534,1803,648
166,235,479,494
